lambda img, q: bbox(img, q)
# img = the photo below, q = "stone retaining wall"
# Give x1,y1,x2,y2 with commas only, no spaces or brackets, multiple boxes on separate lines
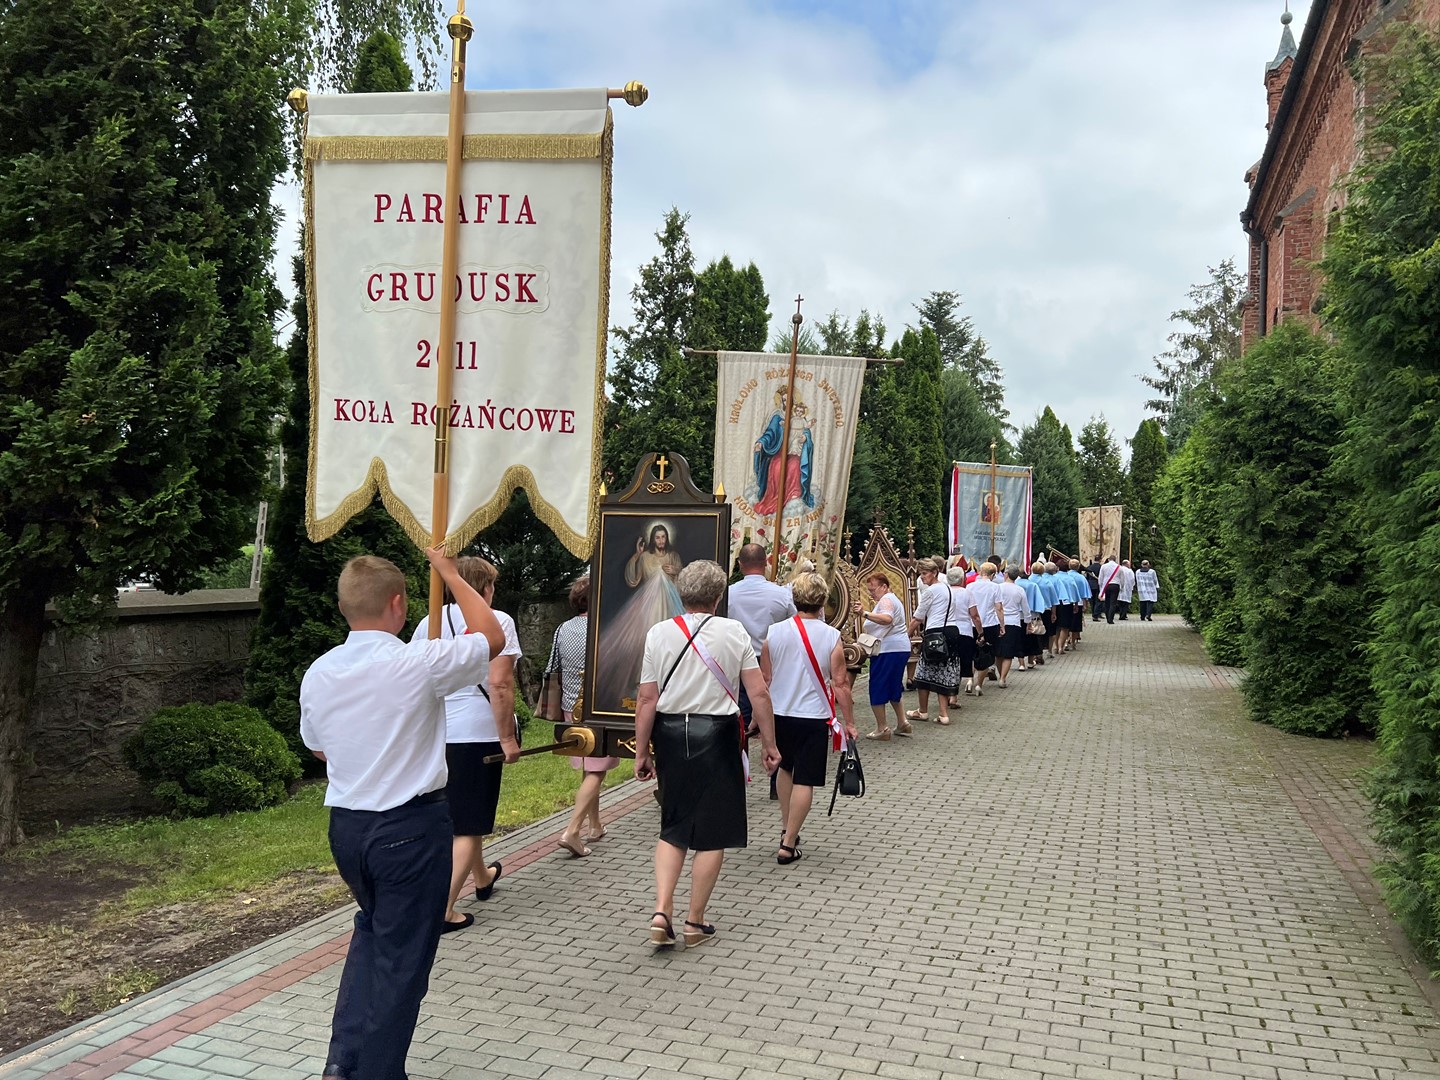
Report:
28,591,570,779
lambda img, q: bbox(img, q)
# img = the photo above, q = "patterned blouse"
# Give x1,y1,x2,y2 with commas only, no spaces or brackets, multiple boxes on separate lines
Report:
544,614,588,713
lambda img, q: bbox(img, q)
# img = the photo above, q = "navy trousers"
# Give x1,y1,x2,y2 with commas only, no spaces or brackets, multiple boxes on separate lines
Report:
325,798,452,1080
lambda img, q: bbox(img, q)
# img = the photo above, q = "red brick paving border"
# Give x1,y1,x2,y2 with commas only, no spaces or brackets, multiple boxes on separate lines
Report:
41,786,658,1080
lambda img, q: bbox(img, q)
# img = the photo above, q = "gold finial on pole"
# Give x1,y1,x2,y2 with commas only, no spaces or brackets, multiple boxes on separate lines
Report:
608,82,650,106
286,88,309,114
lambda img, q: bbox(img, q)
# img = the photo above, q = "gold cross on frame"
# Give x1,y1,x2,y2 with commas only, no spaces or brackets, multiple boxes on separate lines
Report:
655,454,670,481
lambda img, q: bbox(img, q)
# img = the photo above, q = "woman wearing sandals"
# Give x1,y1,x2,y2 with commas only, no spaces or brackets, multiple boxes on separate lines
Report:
759,572,856,866
862,573,910,740
409,557,522,934
966,562,1004,696
633,561,780,949
549,575,615,859
907,565,981,724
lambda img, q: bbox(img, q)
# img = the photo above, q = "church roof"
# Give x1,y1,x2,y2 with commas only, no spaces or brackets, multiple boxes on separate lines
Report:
1268,10,1299,72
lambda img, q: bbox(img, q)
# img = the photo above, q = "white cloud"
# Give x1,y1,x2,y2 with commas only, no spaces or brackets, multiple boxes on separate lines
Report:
278,1,1308,457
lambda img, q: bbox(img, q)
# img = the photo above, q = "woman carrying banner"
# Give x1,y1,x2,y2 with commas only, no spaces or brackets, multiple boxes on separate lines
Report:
632,561,780,949
550,575,617,859
861,573,910,739
908,565,979,724
760,572,856,865
409,557,522,934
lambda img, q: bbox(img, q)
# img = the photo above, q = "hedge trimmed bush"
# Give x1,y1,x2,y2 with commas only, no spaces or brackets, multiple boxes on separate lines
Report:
123,702,301,817
1321,26,1440,961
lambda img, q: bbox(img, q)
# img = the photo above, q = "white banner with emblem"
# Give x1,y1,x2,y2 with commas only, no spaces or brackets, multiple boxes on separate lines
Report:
713,351,867,577
303,89,612,557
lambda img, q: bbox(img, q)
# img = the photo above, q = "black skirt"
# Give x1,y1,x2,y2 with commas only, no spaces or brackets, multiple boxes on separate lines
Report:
998,624,1026,658
653,712,747,852
445,741,503,836
775,715,831,788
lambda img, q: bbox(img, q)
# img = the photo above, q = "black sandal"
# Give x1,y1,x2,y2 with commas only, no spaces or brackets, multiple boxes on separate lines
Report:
648,911,675,947
683,920,717,947
777,843,802,865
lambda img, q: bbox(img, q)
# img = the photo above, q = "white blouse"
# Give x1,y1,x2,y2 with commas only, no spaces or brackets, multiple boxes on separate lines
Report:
764,617,841,719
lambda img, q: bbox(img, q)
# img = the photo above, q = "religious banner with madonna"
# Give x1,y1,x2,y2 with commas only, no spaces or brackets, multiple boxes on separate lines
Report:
713,351,866,577
946,462,1034,567
302,88,614,557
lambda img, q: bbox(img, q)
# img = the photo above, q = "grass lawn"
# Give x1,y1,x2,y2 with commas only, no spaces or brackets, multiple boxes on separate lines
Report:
13,752,627,912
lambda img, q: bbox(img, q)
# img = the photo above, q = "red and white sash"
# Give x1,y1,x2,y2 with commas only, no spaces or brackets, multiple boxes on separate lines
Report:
793,616,844,751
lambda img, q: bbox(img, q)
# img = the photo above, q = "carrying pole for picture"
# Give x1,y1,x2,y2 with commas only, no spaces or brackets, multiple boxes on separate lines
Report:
427,4,474,638
768,296,804,580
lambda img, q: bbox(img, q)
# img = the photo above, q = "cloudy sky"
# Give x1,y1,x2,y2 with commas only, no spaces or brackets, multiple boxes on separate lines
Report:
282,1,1308,458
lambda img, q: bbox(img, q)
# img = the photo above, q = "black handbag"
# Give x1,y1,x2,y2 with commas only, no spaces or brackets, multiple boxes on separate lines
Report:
973,634,995,671
920,588,954,663
828,738,865,815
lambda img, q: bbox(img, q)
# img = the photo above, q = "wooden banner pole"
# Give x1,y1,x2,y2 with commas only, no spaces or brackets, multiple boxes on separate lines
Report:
427,5,474,638
768,296,804,580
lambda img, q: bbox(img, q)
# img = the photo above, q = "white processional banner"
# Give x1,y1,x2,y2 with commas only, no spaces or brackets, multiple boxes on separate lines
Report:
714,352,867,577
947,462,1033,568
303,89,612,557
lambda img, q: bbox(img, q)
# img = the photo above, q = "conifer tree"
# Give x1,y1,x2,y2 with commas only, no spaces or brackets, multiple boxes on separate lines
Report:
1016,408,1083,557
0,0,294,848
1141,261,1244,449
1076,417,1127,509
1126,417,1169,593
914,290,1007,423
1320,25,1440,960
604,210,770,488
245,33,428,765
1208,323,1368,736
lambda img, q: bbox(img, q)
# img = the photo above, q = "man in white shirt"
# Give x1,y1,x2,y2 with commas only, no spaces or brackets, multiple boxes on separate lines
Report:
1098,557,1122,624
301,548,504,1080
1117,560,1137,620
727,543,796,733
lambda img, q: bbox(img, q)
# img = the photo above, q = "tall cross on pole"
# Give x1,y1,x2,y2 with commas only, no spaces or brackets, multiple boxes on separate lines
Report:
768,294,804,580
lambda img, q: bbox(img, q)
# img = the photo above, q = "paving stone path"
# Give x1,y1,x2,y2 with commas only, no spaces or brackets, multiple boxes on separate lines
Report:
4,616,1438,1080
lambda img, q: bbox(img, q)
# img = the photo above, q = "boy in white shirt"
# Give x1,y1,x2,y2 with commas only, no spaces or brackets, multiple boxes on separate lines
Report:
301,548,503,1080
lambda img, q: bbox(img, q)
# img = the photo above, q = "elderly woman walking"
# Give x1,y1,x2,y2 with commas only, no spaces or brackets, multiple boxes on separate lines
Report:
633,561,780,949
410,557,522,934
860,572,910,739
548,575,616,858
760,572,857,865
908,565,979,724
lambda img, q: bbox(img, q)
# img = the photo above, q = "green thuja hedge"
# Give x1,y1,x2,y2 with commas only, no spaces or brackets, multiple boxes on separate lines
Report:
1322,27,1440,960
1153,422,1245,666
1207,323,1371,737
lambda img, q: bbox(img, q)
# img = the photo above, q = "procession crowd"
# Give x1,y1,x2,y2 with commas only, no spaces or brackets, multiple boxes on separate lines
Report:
296,542,1160,1080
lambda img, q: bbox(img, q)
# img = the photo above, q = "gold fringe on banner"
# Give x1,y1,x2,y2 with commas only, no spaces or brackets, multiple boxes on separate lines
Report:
301,110,615,560
304,132,603,163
